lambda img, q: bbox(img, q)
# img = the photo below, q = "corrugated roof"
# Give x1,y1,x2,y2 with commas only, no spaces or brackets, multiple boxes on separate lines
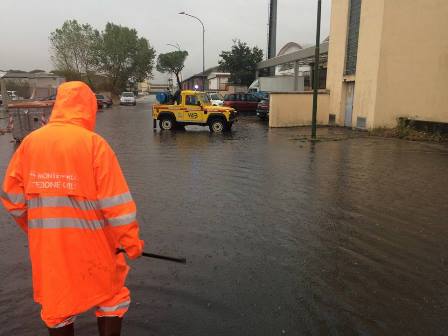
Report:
3,72,64,79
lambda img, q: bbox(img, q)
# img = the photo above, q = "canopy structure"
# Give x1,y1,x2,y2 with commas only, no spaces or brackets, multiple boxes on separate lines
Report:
256,42,329,92
257,42,329,71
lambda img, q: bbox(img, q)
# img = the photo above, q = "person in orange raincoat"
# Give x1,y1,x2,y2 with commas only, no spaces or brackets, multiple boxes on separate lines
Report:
0,81,144,336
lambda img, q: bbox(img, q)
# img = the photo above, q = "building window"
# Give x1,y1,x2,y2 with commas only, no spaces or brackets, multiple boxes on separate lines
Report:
345,0,362,75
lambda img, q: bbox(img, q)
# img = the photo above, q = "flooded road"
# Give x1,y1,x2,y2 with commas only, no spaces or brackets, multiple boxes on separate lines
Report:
1,97,448,335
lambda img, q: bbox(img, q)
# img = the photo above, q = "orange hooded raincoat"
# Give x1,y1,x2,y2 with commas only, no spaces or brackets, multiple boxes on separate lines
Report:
0,81,144,325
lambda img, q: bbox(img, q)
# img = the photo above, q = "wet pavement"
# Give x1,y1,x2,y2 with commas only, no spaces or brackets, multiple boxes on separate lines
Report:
1,97,448,335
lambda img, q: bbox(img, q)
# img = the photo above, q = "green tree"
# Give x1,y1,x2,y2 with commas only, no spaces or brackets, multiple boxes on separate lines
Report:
156,51,188,89
50,20,100,85
219,40,263,86
97,23,156,94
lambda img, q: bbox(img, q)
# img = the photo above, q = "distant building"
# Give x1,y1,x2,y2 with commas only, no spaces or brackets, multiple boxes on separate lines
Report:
207,71,230,92
3,72,65,99
275,42,311,77
181,66,231,92
138,79,150,93
181,67,214,91
255,41,327,92
149,83,170,93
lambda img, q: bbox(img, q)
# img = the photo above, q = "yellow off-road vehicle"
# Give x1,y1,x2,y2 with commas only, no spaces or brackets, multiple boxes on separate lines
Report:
152,90,237,133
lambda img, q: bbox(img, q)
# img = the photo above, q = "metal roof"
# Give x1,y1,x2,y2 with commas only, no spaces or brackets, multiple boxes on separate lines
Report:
3,72,64,79
257,42,329,70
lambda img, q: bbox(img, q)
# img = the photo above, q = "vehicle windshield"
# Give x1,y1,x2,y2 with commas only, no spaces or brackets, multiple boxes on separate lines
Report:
198,93,211,105
254,92,269,100
122,92,134,97
96,95,104,99
209,93,223,100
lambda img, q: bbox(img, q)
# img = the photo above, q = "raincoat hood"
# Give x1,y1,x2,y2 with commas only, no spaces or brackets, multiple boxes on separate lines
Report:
50,81,97,131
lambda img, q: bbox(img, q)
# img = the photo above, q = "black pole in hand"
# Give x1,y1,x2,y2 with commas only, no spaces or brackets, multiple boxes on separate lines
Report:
117,249,187,264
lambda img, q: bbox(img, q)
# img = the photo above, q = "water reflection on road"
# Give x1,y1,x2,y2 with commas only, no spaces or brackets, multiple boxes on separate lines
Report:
0,97,447,335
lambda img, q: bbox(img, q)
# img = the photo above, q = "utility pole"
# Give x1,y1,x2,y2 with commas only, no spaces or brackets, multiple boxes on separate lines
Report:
311,0,322,140
268,0,278,75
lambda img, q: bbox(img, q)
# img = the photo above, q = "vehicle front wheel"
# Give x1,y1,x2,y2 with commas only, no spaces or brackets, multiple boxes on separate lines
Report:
209,119,226,133
159,117,175,131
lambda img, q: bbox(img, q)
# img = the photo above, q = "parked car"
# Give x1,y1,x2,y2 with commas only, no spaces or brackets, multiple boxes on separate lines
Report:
223,93,260,112
253,91,269,101
120,92,136,106
1,91,20,104
96,94,112,108
208,92,224,106
39,93,103,109
257,98,270,121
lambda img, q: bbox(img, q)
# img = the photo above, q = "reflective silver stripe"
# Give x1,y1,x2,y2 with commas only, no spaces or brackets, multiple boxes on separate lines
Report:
10,209,26,218
51,316,76,329
28,196,99,211
1,189,25,204
98,192,133,209
97,300,131,313
28,218,105,230
107,212,136,227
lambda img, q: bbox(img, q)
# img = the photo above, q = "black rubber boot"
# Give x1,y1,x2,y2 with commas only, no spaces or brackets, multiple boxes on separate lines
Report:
48,323,74,336
97,317,123,336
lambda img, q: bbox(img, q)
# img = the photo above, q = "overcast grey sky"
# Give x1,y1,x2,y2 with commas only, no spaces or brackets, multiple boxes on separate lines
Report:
0,0,331,82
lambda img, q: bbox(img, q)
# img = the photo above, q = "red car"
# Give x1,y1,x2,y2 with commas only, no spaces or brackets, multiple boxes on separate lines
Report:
223,93,260,112
40,93,107,110
256,98,270,121
96,94,113,108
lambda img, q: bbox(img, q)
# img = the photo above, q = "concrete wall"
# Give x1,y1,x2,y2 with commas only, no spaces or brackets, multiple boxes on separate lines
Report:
269,92,330,128
327,0,387,128
326,0,351,126
351,0,385,128
374,0,448,127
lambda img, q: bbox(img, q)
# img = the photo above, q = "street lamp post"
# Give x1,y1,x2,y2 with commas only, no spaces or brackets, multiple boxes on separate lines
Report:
166,43,181,51
179,11,206,90
311,0,322,140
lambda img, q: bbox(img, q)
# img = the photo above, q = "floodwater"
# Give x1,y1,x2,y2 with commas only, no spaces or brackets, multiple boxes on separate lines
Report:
1,97,448,335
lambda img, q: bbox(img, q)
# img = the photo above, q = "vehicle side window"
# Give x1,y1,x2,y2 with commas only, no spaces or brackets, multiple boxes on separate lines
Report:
224,95,229,100
240,94,247,102
228,94,236,101
248,95,258,102
186,95,198,105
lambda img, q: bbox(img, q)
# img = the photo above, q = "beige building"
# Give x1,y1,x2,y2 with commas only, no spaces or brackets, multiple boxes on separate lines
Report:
207,71,230,92
3,72,65,99
327,0,448,129
138,79,151,94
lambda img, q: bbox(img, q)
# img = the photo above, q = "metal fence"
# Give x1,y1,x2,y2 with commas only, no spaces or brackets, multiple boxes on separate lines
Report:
1,101,53,141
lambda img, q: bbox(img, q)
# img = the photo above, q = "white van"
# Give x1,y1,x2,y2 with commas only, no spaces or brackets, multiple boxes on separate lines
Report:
120,92,136,106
